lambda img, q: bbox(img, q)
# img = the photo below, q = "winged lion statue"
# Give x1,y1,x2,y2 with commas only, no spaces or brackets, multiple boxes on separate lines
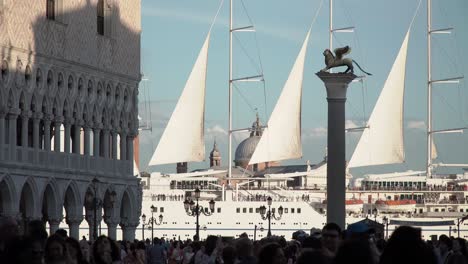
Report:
320,46,372,75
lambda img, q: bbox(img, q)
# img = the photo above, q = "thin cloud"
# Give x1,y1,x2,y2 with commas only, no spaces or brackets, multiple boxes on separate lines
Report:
303,127,327,138
206,124,228,136
407,120,426,130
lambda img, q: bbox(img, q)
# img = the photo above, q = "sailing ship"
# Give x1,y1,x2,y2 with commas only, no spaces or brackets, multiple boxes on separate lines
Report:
138,0,468,240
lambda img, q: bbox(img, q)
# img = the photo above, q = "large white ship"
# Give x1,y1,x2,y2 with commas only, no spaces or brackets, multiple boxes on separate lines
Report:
138,0,468,242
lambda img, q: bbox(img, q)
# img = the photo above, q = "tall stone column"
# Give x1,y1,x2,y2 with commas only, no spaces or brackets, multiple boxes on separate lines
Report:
44,116,52,152
84,125,92,156
127,135,134,161
48,217,63,234
21,112,30,147
7,112,18,160
120,221,138,241
32,114,42,149
111,131,118,159
105,216,120,240
66,216,83,240
103,129,110,158
119,131,127,160
64,121,72,153
0,112,5,160
72,121,82,154
54,116,64,152
316,72,356,229
93,128,101,157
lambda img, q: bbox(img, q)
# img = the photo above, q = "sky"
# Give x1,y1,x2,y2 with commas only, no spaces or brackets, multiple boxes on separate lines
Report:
138,0,468,178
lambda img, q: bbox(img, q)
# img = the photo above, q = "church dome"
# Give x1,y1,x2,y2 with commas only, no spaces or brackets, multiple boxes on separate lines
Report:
234,136,261,164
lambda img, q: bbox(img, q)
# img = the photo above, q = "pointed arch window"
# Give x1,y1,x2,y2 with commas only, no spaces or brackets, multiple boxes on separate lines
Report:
97,0,104,35
46,0,55,20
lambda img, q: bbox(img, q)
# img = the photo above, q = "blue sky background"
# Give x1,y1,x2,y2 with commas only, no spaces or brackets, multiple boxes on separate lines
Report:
138,0,468,178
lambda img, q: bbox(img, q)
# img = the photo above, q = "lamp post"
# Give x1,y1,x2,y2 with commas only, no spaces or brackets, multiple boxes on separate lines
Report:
183,188,215,241
259,196,283,237
382,216,389,239
142,205,163,243
91,178,101,242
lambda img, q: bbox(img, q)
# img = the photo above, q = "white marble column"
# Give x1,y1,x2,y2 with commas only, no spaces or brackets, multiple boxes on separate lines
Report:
316,72,356,229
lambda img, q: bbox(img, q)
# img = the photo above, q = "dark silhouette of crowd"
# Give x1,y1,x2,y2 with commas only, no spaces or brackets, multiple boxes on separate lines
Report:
1,215,468,264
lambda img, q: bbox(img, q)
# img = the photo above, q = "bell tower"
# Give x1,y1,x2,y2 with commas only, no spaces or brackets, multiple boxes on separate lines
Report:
209,140,221,167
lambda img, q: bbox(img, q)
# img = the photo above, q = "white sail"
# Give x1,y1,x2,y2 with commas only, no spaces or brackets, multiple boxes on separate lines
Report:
149,33,211,166
348,30,410,168
248,30,310,165
431,138,438,160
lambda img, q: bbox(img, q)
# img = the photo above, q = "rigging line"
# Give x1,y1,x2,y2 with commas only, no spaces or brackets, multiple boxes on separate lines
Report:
409,0,422,29
432,38,460,75
233,82,257,113
433,88,464,125
233,34,262,75
208,0,225,33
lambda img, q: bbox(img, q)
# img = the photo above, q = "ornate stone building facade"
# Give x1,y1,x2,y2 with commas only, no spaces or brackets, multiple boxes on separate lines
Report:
0,0,141,241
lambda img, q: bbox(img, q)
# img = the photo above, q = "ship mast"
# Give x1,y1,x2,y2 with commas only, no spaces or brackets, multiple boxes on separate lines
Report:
426,0,465,178
329,0,355,74
228,0,264,184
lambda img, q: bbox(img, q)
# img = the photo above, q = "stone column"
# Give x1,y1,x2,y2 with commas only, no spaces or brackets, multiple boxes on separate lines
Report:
72,121,82,154
64,121,72,153
21,112,30,148
32,114,42,149
0,112,5,160
93,128,101,157
54,116,63,152
66,216,83,240
111,131,118,159
48,217,63,234
119,131,127,160
120,221,138,241
316,72,356,229
84,125,92,156
7,112,18,160
127,135,134,161
44,116,52,151
103,129,110,158
86,209,102,242
105,216,120,240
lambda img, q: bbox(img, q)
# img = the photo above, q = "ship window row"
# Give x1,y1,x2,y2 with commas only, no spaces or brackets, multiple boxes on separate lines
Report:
364,181,426,188
236,207,302,214
171,180,218,190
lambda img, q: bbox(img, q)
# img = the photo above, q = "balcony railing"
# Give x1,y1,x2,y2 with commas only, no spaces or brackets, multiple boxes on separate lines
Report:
0,145,133,178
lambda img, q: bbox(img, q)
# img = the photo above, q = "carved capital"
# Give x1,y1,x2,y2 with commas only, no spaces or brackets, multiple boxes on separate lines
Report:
54,116,64,123
66,216,83,226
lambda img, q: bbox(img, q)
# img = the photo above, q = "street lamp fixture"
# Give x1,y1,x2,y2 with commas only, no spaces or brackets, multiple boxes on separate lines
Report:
141,205,163,243
259,196,283,237
183,188,215,241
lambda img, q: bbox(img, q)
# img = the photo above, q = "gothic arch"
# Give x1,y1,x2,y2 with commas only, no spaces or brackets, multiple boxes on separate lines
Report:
19,177,39,220
41,181,60,222
119,190,134,224
63,180,82,219
0,175,17,216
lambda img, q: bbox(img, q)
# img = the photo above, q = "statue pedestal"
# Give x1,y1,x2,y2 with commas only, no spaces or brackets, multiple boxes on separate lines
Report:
316,72,356,229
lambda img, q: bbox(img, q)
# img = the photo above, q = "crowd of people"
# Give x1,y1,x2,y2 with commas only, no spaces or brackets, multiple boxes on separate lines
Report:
1,215,468,264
